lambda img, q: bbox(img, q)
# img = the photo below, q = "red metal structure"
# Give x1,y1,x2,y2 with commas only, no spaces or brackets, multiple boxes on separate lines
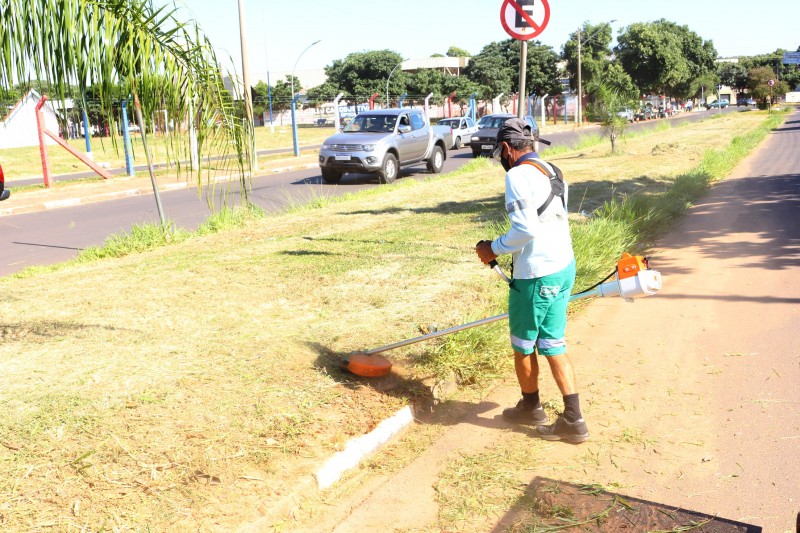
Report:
447,92,456,118
35,95,113,188
0,164,9,201
368,92,379,110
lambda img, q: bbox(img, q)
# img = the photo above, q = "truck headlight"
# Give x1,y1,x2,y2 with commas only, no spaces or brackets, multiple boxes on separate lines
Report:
470,136,480,142
360,144,376,152
322,144,331,150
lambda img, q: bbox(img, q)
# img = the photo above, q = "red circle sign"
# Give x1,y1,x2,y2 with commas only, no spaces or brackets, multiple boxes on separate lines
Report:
500,0,550,41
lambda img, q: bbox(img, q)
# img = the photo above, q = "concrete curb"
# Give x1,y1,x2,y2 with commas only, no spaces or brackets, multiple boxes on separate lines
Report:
0,163,319,217
0,181,189,216
239,405,415,531
315,405,415,490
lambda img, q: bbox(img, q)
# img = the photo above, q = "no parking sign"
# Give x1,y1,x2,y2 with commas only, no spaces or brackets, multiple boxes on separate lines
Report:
500,0,550,40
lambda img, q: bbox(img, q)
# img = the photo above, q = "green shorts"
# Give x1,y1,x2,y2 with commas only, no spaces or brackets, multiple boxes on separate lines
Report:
508,261,576,356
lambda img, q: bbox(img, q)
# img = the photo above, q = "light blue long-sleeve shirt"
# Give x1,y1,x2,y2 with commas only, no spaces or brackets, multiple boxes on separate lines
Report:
490,156,574,279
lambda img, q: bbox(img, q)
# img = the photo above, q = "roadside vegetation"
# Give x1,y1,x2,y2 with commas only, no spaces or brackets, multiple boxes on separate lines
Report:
0,110,785,530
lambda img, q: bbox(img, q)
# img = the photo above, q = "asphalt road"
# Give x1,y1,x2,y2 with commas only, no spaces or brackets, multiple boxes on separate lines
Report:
0,109,724,277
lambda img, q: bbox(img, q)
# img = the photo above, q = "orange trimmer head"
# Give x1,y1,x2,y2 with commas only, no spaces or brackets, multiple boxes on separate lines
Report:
342,352,393,377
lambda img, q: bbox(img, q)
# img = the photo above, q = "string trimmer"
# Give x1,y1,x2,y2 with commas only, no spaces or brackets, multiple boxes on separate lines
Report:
343,253,662,377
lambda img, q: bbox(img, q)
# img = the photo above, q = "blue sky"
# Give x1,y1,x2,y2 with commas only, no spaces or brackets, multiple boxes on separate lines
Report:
163,0,798,81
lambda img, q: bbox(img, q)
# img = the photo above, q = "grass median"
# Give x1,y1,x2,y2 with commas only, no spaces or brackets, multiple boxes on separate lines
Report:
0,109,785,530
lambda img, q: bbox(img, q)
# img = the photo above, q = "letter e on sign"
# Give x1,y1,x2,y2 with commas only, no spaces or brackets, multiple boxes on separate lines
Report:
500,0,550,40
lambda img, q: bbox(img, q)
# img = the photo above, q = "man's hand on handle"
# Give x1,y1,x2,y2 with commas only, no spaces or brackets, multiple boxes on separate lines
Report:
475,240,498,265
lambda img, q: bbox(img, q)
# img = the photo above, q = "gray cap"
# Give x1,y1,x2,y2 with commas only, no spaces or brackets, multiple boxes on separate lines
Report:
492,117,531,158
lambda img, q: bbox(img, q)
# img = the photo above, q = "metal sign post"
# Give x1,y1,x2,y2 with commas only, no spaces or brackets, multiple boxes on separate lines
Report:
768,79,775,113
500,0,550,120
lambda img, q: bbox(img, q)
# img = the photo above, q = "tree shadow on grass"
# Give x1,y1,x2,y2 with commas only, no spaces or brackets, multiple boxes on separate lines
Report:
493,477,763,532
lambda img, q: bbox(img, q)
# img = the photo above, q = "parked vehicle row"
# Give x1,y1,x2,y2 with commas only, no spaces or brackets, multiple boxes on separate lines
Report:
435,116,478,150
467,113,540,157
705,99,729,109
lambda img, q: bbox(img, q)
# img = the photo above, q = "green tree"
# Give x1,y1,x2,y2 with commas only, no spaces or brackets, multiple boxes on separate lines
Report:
690,73,720,103
717,62,748,94
252,81,270,117
562,22,614,92
615,19,717,98
747,66,789,106
269,75,300,125
587,67,638,154
324,50,407,98
446,46,470,58
741,49,800,94
305,81,341,109
464,39,560,100
0,0,249,194
406,69,448,105
442,75,481,114
463,41,514,99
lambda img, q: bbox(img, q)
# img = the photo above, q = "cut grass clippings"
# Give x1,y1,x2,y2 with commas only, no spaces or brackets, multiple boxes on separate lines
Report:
0,109,786,530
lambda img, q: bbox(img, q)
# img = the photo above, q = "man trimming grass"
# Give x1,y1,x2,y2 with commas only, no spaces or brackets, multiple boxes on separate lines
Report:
475,118,589,443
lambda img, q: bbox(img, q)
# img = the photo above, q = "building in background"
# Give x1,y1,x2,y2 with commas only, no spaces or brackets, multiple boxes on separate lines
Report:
0,90,59,149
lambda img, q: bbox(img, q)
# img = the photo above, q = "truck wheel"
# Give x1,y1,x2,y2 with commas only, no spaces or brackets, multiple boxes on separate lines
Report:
377,154,398,184
426,146,444,174
454,136,462,150
321,169,342,184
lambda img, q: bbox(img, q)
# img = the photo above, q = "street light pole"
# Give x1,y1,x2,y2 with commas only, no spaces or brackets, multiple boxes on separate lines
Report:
577,27,582,126
386,60,406,108
291,39,321,157
237,0,257,169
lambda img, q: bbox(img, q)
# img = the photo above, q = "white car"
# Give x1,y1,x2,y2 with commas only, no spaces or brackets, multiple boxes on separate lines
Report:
436,116,478,150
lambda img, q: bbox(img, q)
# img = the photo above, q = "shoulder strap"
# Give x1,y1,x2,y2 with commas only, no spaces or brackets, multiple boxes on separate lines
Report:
520,160,566,216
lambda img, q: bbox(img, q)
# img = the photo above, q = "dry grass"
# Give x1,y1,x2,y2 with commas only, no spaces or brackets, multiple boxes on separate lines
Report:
0,110,773,530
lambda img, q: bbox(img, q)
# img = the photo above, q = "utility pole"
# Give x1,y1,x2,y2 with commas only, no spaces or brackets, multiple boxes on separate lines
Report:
237,0,257,169
576,26,582,126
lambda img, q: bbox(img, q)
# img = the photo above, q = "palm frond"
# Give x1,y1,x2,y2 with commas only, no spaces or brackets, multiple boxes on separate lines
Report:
0,0,251,198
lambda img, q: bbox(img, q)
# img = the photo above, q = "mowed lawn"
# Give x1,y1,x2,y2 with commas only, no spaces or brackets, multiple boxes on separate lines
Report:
0,110,772,530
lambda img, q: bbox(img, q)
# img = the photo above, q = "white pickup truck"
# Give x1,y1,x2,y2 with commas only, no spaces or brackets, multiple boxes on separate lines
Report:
318,109,452,184
435,116,478,150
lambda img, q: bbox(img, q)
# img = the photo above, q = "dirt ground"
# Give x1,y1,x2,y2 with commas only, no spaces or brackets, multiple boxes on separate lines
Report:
250,112,800,532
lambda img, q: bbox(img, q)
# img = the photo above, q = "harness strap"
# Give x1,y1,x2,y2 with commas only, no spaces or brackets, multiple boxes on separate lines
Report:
519,160,566,215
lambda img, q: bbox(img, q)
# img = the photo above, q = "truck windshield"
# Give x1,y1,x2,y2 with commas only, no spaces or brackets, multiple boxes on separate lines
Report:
343,115,396,133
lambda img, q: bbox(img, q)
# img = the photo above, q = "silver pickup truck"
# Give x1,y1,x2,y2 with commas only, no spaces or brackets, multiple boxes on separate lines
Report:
318,109,452,184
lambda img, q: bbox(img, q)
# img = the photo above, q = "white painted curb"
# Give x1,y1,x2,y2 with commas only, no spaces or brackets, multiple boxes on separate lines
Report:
315,405,414,490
